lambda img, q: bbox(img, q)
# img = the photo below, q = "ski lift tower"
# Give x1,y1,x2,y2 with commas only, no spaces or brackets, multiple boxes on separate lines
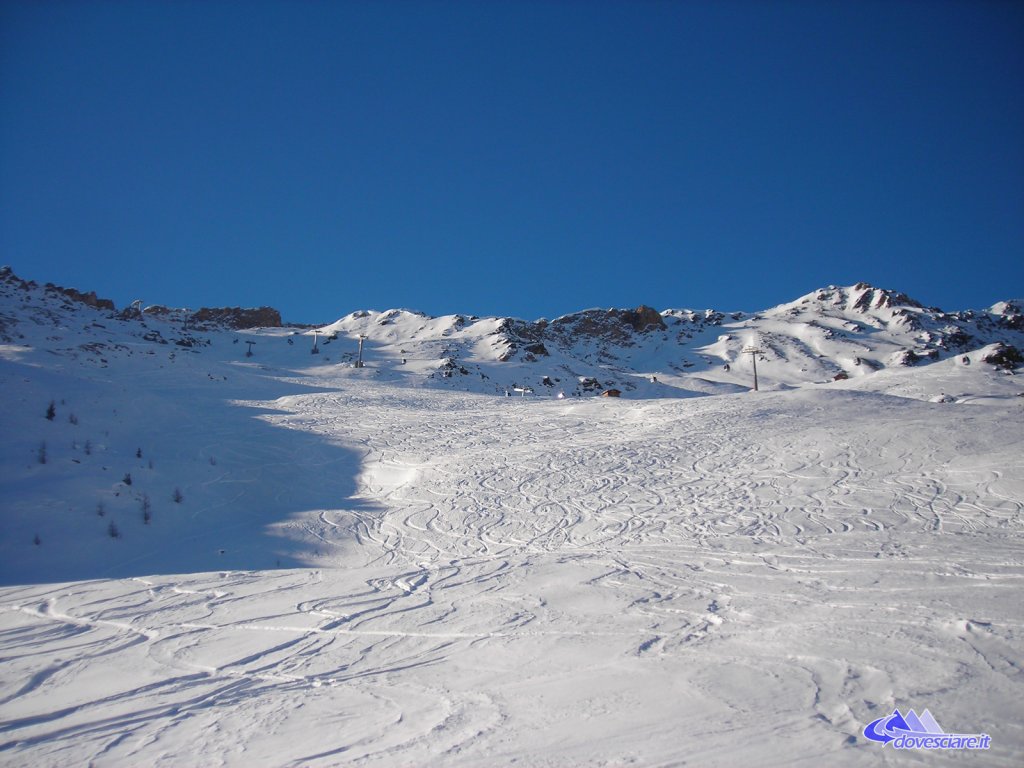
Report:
355,334,367,368
311,329,319,355
245,341,256,358
741,343,762,392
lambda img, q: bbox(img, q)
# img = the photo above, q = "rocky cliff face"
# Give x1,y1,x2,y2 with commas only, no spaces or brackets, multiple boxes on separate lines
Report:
189,307,282,329
1,267,116,312
140,304,282,329
549,305,666,340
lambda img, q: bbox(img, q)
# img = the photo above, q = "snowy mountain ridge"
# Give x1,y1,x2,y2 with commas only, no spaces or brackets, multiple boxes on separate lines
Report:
2,266,1021,398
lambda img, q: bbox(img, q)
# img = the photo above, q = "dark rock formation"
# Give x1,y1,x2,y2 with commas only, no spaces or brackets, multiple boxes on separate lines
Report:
548,306,666,347
190,307,282,329
850,282,924,312
42,282,116,311
983,344,1023,370
620,305,666,332
524,342,549,357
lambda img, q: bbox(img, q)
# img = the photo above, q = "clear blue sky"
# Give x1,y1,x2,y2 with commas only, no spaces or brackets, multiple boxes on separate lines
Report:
2,0,1022,322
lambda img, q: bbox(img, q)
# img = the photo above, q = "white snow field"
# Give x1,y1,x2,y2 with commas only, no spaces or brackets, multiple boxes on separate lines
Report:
1,275,1023,766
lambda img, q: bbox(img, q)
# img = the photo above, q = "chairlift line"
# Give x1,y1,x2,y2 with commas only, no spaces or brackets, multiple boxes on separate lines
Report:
356,334,367,368
741,345,763,391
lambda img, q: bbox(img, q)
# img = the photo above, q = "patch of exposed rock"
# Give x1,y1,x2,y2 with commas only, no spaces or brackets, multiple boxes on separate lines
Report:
983,343,1023,370
1,267,117,312
190,307,282,329
549,305,666,344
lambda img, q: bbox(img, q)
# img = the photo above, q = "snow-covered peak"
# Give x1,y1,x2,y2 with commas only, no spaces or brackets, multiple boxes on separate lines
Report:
990,299,1023,319
770,282,925,318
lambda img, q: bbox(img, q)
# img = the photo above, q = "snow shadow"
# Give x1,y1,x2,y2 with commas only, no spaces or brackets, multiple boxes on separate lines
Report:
0,379,383,586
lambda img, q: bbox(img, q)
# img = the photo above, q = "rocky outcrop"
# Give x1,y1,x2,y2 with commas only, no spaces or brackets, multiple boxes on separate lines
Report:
620,305,666,332
494,318,550,362
2,267,117,312
190,307,282,329
0,265,36,291
983,344,1023,370
492,305,666,364
549,305,666,345
849,282,924,312
43,283,117,312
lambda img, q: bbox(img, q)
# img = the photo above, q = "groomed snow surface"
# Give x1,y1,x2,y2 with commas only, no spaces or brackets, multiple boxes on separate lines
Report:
2,321,1024,765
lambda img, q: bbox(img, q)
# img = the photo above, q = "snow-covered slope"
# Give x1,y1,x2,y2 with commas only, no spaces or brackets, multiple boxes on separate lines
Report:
1,267,1023,766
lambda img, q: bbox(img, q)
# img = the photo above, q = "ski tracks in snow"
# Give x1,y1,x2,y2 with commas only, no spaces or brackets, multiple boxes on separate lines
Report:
2,386,1023,765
